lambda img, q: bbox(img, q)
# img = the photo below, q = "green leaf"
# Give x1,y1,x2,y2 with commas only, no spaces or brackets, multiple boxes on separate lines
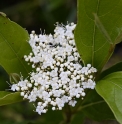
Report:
114,32,122,44
100,62,122,79
80,90,115,121
0,91,23,106
0,12,32,78
93,13,112,44
94,13,122,45
75,0,122,70
0,66,10,90
96,72,122,123
71,111,85,124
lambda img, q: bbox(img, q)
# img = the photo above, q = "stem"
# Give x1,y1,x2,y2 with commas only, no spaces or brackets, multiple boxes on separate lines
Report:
64,105,72,124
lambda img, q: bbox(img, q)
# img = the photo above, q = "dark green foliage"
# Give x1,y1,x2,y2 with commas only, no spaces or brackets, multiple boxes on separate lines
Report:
0,0,122,123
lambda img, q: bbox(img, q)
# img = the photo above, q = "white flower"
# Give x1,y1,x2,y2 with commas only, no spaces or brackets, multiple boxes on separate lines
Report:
82,79,96,89
56,98,64,107
69,80,76,88
65,23,76,38
65,44,73,53
81,67,89,74
50,70,58,77
55,35,66,45
28,91,37,102
69,88,78,97
60,72,68,79
87,79,96,89
39,34,47,42
73,64,82,70
54,26,65,37
61,95,68,103
69,100,77,107
36,105,44,115
18,80,27,87
53,90,62,97
42,91,50,100
57,47,66,57
51,83,59,90
11,84,18,91
68,56,74,62
11,22,97,115
77,87,84,94
90,67,97,73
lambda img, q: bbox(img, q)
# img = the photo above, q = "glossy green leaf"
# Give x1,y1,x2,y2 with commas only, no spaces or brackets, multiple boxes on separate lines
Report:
80,90,115,121
0,12,32,78
0,91,23,106
0,66,10,90
75,0,122,70
96,72,122,123
100,62,122,79
93,13,112,44
93,13,122,45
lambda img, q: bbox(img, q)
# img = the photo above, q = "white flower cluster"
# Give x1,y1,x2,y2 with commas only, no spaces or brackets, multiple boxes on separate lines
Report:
11,23,97,115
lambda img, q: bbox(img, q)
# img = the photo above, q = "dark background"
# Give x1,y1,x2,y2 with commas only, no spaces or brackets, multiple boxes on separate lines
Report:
0,0,121,124
0,0,76,34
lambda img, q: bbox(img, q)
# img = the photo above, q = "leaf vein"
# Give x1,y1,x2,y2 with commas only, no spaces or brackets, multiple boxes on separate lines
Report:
0,31,29,74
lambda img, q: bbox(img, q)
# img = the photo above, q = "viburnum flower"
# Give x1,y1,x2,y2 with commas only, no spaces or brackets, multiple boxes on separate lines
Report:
11,22,97,115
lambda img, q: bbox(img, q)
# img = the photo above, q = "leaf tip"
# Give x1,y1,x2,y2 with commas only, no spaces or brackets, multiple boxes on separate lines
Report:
0,12,8,18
